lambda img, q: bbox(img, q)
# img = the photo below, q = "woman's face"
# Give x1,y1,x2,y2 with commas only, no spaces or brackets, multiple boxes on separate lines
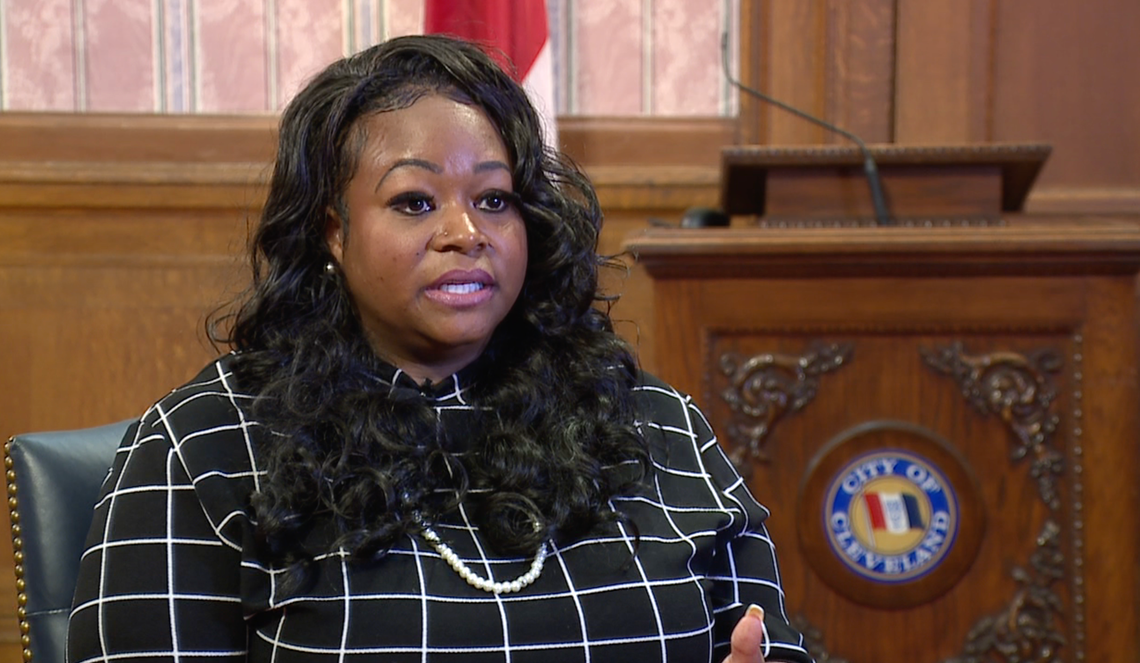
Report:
326,93,528,383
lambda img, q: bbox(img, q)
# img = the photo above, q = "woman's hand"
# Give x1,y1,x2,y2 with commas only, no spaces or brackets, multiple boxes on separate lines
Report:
722,604,768,663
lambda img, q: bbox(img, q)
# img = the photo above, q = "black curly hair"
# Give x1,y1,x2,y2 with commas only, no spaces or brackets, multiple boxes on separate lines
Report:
210,34,649,578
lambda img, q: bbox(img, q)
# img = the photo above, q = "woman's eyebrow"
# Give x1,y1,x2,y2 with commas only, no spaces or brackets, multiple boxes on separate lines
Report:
377,158,441,191
375,159,509,192
474,160,511,174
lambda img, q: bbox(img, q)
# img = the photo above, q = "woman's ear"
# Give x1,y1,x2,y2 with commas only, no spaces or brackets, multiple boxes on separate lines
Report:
326,207,346,263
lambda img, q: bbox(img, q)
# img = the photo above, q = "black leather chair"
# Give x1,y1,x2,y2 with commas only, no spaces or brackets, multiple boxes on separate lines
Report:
5,420,132,663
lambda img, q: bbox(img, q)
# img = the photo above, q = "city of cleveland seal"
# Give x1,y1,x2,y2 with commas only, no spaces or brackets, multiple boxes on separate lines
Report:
824,449,958,583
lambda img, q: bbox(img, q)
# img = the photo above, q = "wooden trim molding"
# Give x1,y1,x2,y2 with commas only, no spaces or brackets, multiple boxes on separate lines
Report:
0,112,279,163
0,162,269,209
559,116,734,168
0,113,732,167
1026,187,1140,215
0,114,728,215
581,165,719,213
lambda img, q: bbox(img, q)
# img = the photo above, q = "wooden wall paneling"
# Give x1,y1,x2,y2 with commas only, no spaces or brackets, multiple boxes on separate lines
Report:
765,1,830,145
894,0,995,143
824,0,898,144
738,0,898,148
990,0,1140,213
0,259,247,426
742,0,1139,212
736,0,767,145
736,0,833,146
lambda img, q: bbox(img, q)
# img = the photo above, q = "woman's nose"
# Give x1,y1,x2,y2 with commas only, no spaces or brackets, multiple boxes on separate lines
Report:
431,205,488,253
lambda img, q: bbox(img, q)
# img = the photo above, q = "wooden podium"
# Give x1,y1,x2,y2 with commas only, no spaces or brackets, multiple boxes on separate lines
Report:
624,145,1140,662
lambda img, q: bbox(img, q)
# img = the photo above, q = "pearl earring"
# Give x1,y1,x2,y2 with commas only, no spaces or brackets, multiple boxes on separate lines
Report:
325,261,336,274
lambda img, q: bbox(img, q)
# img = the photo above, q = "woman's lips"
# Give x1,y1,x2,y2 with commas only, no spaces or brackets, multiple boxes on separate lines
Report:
425,269,495,307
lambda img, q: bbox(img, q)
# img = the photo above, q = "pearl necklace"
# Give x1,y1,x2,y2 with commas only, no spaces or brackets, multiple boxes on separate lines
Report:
417,521,549,595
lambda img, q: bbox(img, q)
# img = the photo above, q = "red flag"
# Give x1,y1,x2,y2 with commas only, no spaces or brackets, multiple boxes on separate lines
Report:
425,0,557,148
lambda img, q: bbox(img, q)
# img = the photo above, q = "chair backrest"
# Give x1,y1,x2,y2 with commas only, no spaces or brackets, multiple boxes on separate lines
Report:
5,420,132,663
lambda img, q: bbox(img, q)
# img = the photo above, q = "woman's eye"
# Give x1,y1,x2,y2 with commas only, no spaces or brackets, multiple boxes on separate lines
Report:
477,191,514,213
389,193,434,215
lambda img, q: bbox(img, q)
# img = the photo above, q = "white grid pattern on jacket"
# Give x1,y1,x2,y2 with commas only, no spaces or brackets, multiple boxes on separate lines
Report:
68,357,812,663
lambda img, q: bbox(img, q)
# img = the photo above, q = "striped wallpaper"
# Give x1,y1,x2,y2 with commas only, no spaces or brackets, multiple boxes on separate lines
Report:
0,0,740,116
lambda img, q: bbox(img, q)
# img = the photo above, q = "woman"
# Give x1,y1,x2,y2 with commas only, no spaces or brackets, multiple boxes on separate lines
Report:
68,35,811,663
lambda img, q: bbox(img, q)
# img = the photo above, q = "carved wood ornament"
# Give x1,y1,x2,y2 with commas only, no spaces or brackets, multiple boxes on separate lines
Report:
921,343,1064,510
922,341,1075,663
718,342,853,477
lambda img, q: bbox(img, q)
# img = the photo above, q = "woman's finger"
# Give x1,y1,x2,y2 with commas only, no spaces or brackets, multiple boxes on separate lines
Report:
724,603,767,663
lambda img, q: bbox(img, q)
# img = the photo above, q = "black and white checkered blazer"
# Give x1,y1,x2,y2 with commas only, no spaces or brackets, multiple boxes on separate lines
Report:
68,356,812,663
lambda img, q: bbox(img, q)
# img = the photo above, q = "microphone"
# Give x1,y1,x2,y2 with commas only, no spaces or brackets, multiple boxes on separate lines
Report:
719,34,892,227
